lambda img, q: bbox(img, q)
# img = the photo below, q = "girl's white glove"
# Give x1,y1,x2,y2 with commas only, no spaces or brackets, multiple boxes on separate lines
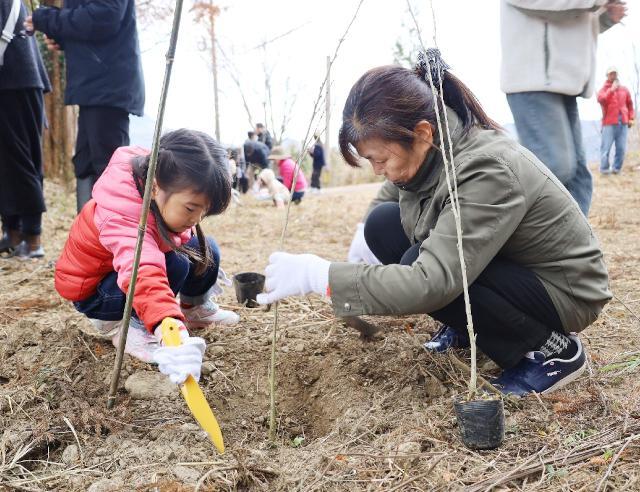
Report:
347,223,381,265
256,252,330,305
153,322,206,384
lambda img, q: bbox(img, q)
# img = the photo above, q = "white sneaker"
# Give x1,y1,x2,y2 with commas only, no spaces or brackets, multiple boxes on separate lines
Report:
182,298,240,329
87,319,122,339
111,317,159,363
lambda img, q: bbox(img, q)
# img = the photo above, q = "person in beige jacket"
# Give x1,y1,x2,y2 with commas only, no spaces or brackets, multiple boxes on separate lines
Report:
257,50,611,397
501,0,626,216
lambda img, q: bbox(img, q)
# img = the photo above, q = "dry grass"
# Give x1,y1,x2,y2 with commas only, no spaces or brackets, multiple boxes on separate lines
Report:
1,157,639,491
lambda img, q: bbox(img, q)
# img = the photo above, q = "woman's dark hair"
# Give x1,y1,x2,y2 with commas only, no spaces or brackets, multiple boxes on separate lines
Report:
131,129,232,275
339,51,501,167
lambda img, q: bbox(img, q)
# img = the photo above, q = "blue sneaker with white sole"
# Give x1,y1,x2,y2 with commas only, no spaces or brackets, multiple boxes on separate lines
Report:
492,335,586,397
423,324,470,353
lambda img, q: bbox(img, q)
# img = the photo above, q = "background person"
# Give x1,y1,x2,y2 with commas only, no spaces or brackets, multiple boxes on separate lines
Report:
257,51,611,397
500,0,626,216
255,168,290,208
269,146,307,204
243,131,270,169
26,0,145,213
308,134,326,193
255,122,273,150
597,66,634,175
0,0,50,258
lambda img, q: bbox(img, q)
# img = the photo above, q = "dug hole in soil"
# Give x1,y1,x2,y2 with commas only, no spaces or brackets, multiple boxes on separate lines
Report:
1,162,640,491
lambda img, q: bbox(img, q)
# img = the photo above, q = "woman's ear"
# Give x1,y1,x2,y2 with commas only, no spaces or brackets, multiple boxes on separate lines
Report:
414,120,433,145
413,120,434,156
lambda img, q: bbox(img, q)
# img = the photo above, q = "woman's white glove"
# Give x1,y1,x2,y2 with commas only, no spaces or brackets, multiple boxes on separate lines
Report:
347,223,381,265
153,323,206,384
256,252,330,305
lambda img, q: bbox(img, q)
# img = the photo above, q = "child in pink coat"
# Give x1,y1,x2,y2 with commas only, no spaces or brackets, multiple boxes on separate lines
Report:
268,146,307,204
56,129,239,384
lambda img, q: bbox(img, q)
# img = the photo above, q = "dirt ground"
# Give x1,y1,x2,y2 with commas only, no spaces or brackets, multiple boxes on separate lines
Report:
1,157,640,491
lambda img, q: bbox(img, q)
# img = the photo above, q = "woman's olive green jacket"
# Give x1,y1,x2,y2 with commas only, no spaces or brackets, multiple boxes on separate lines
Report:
329,110,611,334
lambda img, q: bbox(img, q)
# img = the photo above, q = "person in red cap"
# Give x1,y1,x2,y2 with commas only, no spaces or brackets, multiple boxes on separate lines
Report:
597,66,635,175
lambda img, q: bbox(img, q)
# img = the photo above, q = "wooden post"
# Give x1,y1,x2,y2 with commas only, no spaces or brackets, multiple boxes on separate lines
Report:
209,1,220,142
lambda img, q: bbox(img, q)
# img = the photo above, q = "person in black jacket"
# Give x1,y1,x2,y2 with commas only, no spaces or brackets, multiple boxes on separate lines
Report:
255,123,273,150
25,0,145,212
308,133,326,192
243,131,270,170
0,0,51,258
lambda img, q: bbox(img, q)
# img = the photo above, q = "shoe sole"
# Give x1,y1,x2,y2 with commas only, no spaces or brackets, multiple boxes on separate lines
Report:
540,360,587,395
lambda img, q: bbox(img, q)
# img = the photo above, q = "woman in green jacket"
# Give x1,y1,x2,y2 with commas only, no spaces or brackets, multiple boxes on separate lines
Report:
257,50,611,397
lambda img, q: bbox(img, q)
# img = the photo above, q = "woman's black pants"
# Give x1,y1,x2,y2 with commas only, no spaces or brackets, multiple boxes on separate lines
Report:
364,202,564,369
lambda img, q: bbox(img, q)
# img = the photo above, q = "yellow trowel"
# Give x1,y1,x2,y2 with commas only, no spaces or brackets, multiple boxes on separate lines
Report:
160,318,225,454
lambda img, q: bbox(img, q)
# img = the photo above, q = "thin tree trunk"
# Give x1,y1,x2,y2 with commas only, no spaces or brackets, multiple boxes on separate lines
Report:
209,6,220,142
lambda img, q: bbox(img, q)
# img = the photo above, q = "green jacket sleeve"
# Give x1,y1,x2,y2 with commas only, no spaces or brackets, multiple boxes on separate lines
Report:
330,157,527,316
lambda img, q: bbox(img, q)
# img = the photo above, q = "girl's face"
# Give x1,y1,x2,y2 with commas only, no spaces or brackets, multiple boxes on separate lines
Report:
152,183,210,233
355,121,434,184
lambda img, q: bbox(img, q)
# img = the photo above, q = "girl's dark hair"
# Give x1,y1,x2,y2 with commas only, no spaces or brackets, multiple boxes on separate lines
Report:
131,129,232,275
339,52,501,167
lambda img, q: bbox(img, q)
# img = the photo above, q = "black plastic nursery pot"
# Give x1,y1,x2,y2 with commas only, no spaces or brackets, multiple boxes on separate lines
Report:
454,398,505,450
233,272,265,308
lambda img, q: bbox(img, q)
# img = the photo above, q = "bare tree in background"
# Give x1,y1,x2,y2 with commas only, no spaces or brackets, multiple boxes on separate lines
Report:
392,6,421,68
136,0,174,29
276,77,297,144
216,27,302,145
192,1,221,141
262,54,297,145
216,42,255,130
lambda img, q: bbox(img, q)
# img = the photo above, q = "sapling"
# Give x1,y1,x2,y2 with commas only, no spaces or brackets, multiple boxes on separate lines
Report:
267,0,366,441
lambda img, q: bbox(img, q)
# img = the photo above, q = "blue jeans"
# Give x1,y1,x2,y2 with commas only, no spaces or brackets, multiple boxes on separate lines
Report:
507,92,592,216
74,236,221,321
600,121,628,172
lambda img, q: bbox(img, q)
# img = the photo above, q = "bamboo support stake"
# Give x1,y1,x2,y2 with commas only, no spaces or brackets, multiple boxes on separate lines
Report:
406,0,477,398
106,0,185,409
267,0,366,441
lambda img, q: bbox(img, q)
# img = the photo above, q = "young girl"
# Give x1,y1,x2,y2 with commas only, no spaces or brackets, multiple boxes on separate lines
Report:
257,50,611,397
268,146,307,204
55,129,239,383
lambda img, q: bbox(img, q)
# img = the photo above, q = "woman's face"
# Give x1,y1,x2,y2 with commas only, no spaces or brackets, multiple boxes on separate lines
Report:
355,121,434,184
152,183,210,233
